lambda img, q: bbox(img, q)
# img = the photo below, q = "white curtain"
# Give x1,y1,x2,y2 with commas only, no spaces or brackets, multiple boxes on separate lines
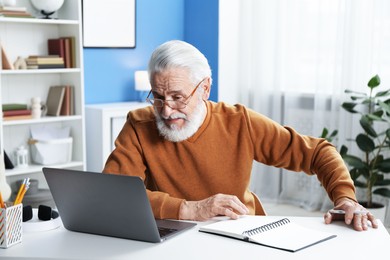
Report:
219,0,390,222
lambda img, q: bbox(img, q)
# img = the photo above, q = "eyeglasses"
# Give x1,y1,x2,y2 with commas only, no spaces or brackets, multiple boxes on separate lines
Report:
146,77,207,109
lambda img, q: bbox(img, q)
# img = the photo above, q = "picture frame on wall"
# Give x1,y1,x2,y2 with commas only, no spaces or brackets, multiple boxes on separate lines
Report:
82,0,136,48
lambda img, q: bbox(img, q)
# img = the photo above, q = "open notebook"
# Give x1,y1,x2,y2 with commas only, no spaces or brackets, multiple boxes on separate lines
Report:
199,216,336,252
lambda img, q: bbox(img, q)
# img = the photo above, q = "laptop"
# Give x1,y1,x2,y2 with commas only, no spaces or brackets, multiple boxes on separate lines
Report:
42,167,196,243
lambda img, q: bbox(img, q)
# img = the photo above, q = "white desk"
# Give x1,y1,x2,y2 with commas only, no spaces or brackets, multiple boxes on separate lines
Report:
0,216,389,259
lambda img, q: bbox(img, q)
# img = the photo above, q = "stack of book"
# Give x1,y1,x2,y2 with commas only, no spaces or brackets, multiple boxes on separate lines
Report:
26,55,65,69
46,85,75,116
48,37,76,68
0,6,34,18
2,103,32,121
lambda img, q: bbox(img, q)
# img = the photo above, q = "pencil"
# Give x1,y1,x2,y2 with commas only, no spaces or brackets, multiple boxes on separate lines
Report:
14,178,30,205
0,191,5,208
15,188,27,205
13,179,26,205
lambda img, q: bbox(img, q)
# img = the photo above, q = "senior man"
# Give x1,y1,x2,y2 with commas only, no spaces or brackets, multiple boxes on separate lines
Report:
103,40,377,231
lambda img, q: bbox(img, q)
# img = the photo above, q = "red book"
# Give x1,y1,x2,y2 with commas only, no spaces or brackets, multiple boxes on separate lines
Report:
62,38,71,68
48,38,66,65
3,109,32,117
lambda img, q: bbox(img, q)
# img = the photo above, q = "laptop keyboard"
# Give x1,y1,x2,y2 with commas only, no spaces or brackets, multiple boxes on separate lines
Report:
158,227,178,237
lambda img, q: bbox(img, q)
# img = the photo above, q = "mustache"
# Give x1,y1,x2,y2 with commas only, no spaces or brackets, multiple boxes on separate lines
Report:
160,112,187,120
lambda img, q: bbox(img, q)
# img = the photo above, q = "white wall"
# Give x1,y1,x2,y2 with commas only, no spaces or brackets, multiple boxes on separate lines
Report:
218,0,240,104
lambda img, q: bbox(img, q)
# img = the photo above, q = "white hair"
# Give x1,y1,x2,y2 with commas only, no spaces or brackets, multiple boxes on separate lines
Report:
148,40,212,86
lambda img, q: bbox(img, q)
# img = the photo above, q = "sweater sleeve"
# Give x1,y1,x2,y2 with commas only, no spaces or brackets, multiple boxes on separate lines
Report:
102,112,184,219
245,108,357,204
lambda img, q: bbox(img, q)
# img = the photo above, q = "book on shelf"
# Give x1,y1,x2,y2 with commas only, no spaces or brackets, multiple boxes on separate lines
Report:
46,86,66,116
0,6,34,18
27,64,65,69
2,103,28,111
0,6,27,12
46,85,75,116
26,55,64,64
48,38,65,65
60,85,75,116
3,114,33,121
26,55,64,69
48,37,76,68
3,109,31,117
0,11,34,18
199,216,337,252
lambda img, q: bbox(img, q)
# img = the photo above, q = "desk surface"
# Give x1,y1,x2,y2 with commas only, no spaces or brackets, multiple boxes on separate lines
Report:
1,216,389,260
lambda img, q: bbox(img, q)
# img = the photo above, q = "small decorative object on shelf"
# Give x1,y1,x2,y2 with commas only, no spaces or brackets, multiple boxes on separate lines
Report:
30,0,64,19
31,97,42,119
14,146,28,168
13,56,27,70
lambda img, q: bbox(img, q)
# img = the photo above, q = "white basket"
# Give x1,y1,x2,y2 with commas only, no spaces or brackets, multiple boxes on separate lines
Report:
0,204,23,249
30,137,73,165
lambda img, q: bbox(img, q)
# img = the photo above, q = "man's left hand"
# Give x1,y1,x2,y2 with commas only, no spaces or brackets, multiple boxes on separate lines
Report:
324,198,378,231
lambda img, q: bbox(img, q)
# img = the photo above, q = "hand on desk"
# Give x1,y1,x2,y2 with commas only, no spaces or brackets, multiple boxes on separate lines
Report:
179,193,249,221
324,198,378,231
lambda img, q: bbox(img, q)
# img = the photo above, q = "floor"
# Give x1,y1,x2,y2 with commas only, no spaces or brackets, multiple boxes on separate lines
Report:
263,202,390,234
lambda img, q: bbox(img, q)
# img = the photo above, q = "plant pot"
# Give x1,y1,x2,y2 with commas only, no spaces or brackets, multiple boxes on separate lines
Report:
359,202,387,224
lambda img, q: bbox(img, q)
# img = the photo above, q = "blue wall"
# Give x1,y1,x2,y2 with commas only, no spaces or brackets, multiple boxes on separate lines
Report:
83,0,218,104
184,0,219,101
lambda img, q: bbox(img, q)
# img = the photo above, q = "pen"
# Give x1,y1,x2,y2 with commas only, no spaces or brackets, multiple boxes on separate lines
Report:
329,209,368,215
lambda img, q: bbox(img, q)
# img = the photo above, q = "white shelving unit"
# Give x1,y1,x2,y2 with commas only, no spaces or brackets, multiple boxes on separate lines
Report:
0,0,85,188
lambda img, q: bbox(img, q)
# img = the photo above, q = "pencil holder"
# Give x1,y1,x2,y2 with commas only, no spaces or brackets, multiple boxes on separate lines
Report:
0,203,23,248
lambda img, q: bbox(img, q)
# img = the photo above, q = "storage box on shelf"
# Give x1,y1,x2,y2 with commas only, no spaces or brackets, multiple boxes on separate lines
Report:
0,0,85,191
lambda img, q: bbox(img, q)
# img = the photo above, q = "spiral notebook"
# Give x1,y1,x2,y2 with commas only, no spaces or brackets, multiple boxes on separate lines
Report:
199,216,336,252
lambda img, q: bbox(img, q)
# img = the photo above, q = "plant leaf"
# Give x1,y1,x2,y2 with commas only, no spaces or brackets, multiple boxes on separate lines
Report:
360,116,377,137
375,179,390,186
345,89,367,96
320,128,328,138
356,134,375,152
377,159,390,173
349,168,361,181
373,188,390,198
367,74,381,89
339,145,348,156
366,113,383,121
343,154,367,169
375,90,390,97
342,102,358,113
353,180,367,188
378,100,390,115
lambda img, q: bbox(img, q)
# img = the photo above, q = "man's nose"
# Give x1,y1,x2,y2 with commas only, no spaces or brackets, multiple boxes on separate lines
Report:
160,101,175,118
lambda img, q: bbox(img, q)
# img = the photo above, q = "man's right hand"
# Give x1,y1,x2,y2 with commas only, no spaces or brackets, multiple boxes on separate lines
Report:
179,193,249,221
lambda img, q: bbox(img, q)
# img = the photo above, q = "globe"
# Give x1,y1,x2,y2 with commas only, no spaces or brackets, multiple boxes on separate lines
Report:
30,0,65,19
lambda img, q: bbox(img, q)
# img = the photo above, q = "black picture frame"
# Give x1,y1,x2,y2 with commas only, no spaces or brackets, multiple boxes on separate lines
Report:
82,0,136,48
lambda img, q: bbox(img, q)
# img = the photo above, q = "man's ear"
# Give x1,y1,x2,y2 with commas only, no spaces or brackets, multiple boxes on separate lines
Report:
202,77,211,100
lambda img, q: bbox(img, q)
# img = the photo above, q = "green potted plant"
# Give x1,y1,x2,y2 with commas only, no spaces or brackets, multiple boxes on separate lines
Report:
322,74,390,215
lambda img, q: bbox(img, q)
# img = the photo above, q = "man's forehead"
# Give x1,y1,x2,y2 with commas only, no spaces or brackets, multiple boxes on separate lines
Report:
152,71,192,93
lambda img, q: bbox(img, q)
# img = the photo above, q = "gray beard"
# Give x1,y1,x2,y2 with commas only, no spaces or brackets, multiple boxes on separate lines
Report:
155,100,206,142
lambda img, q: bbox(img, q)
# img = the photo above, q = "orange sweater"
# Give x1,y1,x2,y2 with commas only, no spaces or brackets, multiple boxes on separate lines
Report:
103,101,356,219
